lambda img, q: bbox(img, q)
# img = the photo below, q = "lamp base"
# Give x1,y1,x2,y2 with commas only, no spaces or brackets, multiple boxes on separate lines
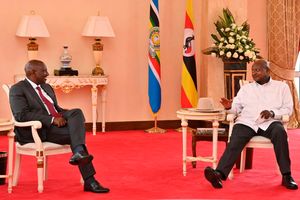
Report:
92,66,104,76
54,68,78,76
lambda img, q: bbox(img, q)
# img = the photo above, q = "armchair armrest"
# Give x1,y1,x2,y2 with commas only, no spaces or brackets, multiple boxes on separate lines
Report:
281,115,289,123
226,114,236,142
226,113,236,122
281,115,289,131
14,121,42,129
14,120,43,150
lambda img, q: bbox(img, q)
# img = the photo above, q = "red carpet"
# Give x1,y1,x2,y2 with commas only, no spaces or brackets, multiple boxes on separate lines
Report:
0,129,299,199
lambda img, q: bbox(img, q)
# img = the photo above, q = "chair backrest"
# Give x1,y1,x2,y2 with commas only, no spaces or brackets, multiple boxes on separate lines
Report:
2,84,15,122
239,79,249,87
2,84,10,98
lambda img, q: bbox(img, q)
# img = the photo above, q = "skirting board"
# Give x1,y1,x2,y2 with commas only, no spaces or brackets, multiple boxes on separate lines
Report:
85,120,210,132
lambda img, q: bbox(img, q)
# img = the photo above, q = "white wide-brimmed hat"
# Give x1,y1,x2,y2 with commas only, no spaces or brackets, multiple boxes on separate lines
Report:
197,97,214,110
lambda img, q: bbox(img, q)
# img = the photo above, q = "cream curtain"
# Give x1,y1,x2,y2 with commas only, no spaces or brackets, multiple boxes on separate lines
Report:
267,0,300,128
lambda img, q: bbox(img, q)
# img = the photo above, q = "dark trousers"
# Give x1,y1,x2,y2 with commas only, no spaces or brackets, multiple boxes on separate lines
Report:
46,109,96,180
216,122,291,179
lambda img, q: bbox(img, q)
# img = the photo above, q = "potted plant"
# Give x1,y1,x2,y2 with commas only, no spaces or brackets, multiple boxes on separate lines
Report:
202,8,261,63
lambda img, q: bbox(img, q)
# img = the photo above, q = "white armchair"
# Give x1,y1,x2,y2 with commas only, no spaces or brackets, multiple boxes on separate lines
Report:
2,84,73,193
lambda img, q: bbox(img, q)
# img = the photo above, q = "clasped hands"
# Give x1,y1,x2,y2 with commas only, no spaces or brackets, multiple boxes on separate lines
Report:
53,116,67,127
220,97,274,119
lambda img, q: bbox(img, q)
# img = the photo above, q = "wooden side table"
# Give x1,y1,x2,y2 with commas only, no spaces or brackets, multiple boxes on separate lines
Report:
0,119,14,193
176,109,226,176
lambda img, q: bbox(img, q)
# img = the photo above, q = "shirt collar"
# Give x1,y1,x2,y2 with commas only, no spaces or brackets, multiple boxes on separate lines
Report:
254,77,272,86
26,77,39,89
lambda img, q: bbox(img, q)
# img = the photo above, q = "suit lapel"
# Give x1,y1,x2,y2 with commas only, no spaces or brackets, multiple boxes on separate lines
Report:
23,79,48,112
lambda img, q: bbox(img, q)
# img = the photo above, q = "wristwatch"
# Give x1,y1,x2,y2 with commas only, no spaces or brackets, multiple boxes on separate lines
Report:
269,110,275,118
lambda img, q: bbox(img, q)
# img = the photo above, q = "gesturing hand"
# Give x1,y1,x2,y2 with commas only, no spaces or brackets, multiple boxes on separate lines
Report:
53,117,67,127
220,98,232,110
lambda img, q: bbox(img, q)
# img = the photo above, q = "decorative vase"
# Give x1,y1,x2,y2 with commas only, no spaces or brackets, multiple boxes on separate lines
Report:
223,61,247,99
60,46,72,69
54,46,78,76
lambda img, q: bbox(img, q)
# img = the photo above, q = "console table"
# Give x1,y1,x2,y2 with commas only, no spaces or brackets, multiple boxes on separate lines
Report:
14,75,108,135
176,109,226,176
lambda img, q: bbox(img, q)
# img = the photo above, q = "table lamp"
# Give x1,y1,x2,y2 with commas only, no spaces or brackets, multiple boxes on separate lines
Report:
82,15,115,75
16,11,50,60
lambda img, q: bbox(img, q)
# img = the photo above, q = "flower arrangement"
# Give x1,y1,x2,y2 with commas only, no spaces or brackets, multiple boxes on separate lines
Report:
202,8,261,63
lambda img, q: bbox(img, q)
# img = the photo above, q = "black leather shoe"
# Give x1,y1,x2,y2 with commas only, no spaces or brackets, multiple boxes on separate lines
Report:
84,180,110,193
282,175,298,190
69,151,93,166
204,166,223,189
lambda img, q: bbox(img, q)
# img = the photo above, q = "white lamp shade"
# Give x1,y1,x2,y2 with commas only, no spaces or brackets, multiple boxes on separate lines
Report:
16,14,50,38
82,16,115,37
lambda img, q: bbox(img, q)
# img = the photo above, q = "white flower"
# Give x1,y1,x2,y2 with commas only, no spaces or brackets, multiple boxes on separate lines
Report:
219,51,225,56
225,28,230,32
211,52,217,57
238,48,243,53
226,52,232,58
248,51,254,58
245,45,250,49
218,43,223,48
220,37,225,41
244,50,251,57
231,23,237,29
238,26,243,31
220,28,224,32
233,52,239,58
239,55,244,60
229,37,235,44
229,32,236,36
230,44,235,49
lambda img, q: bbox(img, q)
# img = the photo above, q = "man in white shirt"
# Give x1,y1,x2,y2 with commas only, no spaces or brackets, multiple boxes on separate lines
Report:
204,59,298,190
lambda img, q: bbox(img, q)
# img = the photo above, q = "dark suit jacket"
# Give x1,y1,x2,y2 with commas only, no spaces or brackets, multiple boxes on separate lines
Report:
9,79,66,144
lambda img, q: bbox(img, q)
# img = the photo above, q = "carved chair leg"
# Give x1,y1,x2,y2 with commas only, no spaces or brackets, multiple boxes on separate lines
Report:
12,154,21,186
37,156,44,193
43,156,48,181
240,148,246,173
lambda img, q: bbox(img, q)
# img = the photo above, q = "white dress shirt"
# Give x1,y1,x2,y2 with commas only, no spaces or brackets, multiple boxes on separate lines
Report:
228,79,293,131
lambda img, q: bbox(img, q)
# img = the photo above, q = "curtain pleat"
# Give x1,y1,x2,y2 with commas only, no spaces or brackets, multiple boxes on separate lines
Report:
267,0,300,128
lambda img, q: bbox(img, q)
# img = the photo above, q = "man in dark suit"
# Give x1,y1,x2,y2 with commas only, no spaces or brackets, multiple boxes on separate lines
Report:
9,59,109,193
